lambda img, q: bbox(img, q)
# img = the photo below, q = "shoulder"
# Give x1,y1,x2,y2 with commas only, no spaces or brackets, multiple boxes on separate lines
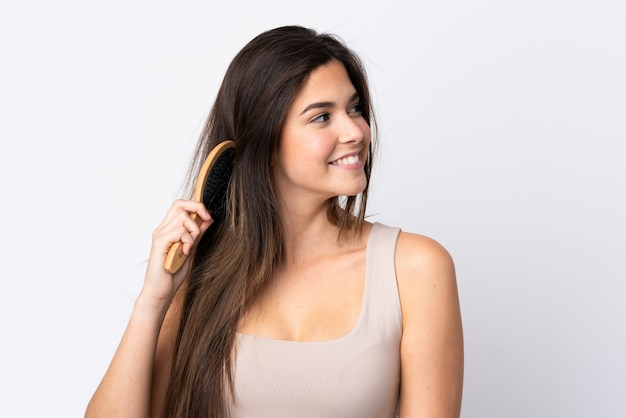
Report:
395,231,456,288
393,231,464,416
393,230,460,338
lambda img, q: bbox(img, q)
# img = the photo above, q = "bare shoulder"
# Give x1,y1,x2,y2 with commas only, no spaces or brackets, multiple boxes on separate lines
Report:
394,231,463,417
395,231,456,289
394,230,459,323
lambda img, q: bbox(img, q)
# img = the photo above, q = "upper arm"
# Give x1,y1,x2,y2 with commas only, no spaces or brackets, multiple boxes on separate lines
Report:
395,232,464,418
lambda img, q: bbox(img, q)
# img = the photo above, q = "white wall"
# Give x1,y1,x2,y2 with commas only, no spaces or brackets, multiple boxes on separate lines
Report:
1,1,624,417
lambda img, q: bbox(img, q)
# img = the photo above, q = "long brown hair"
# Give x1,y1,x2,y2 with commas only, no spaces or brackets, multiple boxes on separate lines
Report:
164,25,377,417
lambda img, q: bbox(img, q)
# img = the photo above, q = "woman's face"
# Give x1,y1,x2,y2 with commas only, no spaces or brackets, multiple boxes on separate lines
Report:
273,59,371,206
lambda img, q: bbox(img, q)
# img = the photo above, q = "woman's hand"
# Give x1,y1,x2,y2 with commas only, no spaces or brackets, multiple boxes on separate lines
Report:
141,199,213,308
86,200,212,418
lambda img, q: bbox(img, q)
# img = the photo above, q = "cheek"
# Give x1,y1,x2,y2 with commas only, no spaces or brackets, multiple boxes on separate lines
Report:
291,134,336,161
311,139,337,159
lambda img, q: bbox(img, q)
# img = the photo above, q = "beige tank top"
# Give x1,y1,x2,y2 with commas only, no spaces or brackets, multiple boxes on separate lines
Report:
230,223,402,417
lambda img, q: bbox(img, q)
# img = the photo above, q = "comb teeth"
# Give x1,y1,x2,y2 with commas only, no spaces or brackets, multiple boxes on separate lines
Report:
203,147,234,220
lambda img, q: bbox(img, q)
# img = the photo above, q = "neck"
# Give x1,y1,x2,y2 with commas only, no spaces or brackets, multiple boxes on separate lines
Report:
277,196,339,265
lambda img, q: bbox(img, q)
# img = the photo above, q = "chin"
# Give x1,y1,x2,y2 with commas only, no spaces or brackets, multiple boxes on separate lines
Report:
337,183,367,198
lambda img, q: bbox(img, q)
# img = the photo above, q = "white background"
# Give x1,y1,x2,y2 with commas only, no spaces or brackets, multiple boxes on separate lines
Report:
1,1,624,417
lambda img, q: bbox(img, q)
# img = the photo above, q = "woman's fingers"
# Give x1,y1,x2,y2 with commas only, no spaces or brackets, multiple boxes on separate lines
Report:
151,201,214,264
178,214,206,255
142,200,214,303
160,199,211,226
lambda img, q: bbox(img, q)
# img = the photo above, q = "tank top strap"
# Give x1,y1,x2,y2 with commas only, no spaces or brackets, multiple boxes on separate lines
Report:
361,222,402,339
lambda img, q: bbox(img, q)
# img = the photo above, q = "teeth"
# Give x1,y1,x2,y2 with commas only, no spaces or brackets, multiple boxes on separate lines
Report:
332,154,360,165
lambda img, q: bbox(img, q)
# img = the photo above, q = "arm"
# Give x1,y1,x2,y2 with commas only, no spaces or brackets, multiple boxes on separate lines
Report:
149,282,185,416
85,200,212,418
395,232,464,418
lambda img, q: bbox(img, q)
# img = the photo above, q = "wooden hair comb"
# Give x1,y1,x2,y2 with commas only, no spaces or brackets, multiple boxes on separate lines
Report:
164,140,235,274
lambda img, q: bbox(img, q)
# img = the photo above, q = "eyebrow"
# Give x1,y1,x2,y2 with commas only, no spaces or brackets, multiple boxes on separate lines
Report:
299,92,360,115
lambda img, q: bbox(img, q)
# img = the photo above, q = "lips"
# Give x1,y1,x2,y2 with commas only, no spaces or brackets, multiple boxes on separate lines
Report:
330,154,361,166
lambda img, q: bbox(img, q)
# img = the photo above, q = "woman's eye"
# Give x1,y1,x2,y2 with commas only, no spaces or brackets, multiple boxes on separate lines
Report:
311,113,330,123
349,103,363,115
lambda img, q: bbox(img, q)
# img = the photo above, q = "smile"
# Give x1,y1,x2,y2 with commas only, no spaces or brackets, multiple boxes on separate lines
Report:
330,154,361,166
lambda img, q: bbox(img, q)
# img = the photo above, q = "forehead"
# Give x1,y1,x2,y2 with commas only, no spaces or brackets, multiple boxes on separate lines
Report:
292,60,356,104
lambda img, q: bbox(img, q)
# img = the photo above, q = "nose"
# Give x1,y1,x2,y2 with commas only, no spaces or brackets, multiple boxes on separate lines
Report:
338,114,366,144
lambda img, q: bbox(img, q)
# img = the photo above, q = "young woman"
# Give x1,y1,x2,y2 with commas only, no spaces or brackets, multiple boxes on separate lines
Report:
86,26,463,418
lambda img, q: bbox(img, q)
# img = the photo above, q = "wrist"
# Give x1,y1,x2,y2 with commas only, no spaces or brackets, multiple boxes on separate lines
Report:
133,292,171,321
